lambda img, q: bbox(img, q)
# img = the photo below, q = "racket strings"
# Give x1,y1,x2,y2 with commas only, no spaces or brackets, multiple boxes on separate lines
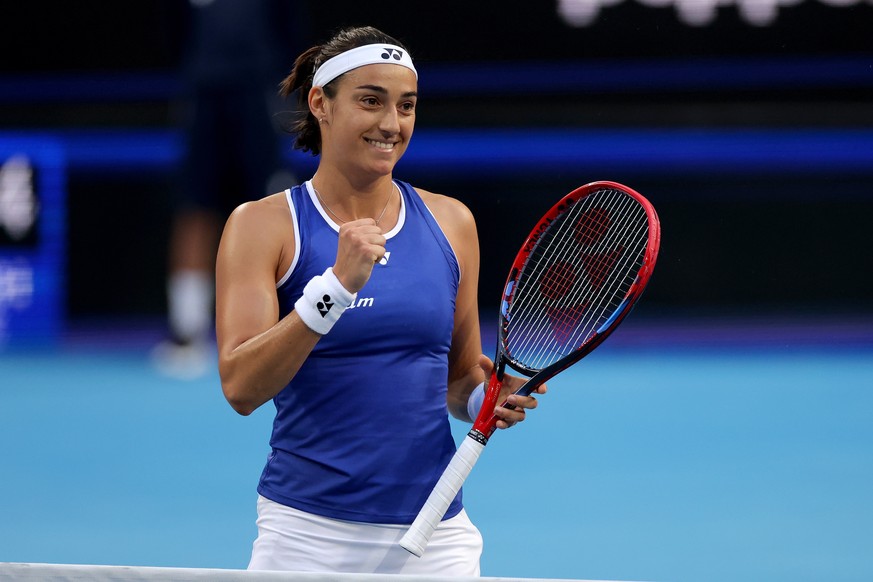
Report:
517,195,640,362
505,189,650,370
509,192,626,344
533,195,646,357
537,195,645,356
517,203,603,340
509,196,642,367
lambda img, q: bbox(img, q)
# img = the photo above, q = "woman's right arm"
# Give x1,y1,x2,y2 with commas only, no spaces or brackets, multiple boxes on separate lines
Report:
215,196,387,416
215,198,321,416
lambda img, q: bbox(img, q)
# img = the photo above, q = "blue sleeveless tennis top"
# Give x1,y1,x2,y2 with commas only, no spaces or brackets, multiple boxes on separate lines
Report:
257,180,463,524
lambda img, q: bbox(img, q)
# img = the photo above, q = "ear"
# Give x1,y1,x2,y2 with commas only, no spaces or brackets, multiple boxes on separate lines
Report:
308,86,328,121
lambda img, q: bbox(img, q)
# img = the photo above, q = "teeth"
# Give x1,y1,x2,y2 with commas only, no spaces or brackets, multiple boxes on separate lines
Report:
367,139,394,150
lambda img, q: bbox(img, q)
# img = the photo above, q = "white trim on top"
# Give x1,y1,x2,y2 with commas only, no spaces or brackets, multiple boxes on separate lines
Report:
305,180,405,240
276,188,302,288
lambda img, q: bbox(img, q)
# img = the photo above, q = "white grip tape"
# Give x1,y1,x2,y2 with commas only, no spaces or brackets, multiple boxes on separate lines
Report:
399,435,486,557
294,268,356,335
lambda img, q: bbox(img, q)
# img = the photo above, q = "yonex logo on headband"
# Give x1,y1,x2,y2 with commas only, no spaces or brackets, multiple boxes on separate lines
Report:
381,48,403,61
313,43,417,88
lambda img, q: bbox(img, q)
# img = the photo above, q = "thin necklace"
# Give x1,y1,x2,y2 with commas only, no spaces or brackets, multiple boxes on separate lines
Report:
313,182,395,226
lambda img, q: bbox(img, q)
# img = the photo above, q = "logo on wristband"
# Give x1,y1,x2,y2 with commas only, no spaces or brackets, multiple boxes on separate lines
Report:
316,294,334,317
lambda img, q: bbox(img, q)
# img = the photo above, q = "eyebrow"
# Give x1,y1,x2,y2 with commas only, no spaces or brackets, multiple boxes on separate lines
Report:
355,84,418,98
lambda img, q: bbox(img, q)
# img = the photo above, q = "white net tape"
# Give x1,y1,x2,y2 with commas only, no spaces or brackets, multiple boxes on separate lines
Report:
0,563,619,582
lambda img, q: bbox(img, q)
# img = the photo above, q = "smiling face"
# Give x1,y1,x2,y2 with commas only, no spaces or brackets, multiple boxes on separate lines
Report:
311,63,418,181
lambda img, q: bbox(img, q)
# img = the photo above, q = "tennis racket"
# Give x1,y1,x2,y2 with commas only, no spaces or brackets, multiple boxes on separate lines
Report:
399,180,661,557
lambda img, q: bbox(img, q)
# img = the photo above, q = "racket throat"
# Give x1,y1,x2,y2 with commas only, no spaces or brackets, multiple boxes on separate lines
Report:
472,365,506,439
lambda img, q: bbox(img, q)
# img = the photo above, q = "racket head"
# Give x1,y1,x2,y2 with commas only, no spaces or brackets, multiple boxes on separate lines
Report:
472,181,660,437
498,180,660,379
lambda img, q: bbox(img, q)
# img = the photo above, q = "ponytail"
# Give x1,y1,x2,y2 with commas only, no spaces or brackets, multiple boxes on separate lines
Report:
278,45,328,155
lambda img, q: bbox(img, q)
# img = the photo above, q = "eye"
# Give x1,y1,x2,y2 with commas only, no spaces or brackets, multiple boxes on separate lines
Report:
400,100,416,114
362,96,380,107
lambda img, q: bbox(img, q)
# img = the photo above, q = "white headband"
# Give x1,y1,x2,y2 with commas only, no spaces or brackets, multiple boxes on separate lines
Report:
312,43,417,88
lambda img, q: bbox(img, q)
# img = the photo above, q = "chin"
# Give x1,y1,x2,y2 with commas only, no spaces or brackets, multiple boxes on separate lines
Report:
369,158,402,176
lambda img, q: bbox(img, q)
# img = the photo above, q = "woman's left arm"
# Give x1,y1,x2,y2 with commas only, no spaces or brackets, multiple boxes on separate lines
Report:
420,189,544,428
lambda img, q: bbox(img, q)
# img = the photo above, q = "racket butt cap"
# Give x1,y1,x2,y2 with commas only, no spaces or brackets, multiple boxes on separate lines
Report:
399,533,425,557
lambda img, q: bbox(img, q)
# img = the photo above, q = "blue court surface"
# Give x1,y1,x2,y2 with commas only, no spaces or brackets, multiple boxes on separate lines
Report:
1,315,871,582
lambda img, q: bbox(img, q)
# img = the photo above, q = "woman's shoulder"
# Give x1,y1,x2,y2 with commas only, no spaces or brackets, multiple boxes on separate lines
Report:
227,191,292,228
412,186,475,228
220,191,296,280
222,192,295,252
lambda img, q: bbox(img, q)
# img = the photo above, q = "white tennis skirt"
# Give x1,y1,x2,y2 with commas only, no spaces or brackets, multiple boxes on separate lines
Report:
248,495,483,575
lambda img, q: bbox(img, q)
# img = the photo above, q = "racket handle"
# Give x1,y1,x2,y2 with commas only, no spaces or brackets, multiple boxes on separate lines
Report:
399,432,486,557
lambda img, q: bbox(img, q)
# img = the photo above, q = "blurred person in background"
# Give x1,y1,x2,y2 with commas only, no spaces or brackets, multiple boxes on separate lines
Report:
153,0,302,377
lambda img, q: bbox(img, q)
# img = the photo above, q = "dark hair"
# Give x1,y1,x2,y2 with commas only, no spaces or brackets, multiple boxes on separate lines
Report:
279,26,411,155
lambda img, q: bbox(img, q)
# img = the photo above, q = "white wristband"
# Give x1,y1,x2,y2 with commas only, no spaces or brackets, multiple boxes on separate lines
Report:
466,382,486,421
294,268,357,335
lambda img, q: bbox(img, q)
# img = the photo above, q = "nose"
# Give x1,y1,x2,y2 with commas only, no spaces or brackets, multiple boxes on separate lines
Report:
379,107,400,136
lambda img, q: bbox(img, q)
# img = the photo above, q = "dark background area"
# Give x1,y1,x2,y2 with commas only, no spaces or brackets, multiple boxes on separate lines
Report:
2,0,872,325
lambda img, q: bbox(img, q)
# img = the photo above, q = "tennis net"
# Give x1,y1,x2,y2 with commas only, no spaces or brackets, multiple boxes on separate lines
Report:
0,562,618,582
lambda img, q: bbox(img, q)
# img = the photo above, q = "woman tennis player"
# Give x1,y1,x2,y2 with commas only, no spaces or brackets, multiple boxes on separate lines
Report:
215,25,545,574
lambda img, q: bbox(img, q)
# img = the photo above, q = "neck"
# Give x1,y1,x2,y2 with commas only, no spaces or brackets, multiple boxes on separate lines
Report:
311,172,396,224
